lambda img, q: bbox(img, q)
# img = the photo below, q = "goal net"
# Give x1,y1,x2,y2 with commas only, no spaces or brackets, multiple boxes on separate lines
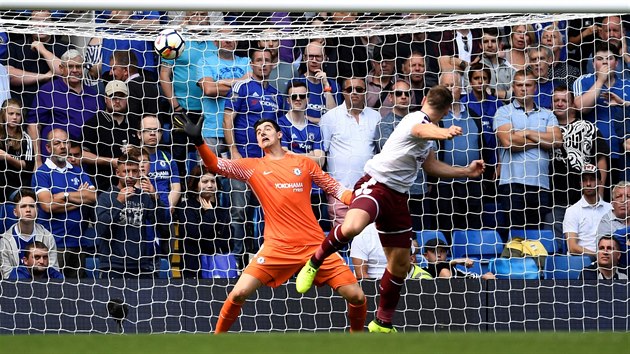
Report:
0,9,629,333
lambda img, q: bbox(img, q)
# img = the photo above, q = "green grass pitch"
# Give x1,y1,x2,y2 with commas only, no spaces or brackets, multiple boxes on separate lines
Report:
1,332,628,354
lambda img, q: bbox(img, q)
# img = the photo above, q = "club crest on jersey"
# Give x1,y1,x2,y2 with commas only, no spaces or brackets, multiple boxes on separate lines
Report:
257,256,265,264
71,177,80,186
293,168,301,176
160,160,167,167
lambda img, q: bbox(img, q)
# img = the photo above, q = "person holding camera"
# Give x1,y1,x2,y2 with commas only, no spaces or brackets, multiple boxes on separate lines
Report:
95,153,158,278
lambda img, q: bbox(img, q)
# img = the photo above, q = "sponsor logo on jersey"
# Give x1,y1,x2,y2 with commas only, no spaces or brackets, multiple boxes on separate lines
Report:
259,99,279,109
275,182,304,193
149,171,171,179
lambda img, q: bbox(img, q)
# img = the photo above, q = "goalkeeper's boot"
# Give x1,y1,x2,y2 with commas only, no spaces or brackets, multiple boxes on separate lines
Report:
296,260,319,293
368,319,398,333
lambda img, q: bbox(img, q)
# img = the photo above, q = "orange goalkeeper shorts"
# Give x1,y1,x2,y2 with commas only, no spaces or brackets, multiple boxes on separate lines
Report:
243,244,357,289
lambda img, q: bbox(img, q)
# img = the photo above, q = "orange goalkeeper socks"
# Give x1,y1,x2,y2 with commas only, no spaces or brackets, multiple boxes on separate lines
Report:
214,298,242,334
348,298,367,332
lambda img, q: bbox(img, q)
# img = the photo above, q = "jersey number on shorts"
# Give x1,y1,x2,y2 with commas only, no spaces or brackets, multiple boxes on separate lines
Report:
355,178,377,197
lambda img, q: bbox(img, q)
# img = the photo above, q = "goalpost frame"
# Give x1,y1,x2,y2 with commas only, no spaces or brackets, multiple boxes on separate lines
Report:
1,0,629,13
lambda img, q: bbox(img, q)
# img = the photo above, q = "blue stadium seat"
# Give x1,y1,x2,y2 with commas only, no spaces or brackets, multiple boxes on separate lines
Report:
416,230,448,250
489,257,540,279
543,255,593,280
84,256,100,279
481,202,507,229
509,229,560,254
201,254,239,279
452,230,504,261
157,258,171,279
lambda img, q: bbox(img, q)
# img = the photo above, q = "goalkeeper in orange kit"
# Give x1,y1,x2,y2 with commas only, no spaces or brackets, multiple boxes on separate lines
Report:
176,114,367,333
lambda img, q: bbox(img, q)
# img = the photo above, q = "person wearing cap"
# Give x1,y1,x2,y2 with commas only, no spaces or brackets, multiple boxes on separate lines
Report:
420,238,495,279
580,235,628,280
563,164,612,258
81,80,139,193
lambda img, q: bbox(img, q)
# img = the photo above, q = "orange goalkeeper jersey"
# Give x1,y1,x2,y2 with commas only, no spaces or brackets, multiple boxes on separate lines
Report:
215,153,347,248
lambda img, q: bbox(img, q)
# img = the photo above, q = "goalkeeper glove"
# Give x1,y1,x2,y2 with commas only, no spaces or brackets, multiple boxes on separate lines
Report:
172,111,204,146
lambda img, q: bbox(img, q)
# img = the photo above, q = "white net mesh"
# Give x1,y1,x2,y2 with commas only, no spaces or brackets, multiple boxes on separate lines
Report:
0,10,629,333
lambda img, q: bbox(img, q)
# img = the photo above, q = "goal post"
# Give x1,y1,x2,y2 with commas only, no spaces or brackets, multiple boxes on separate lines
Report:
0,7,629,334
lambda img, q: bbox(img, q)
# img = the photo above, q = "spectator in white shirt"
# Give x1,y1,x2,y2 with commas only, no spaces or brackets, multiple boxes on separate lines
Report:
563,164,612,258
320,77,380,226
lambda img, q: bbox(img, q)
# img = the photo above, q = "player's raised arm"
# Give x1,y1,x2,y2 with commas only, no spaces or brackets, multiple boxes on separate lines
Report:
411,122,462,140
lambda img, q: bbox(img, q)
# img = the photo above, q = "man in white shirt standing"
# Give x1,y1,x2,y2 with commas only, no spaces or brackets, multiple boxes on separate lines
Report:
563,164,612,258
320,77,380,226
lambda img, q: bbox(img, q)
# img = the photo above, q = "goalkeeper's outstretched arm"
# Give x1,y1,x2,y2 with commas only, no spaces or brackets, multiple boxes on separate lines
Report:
197,143,219,173
172,112,219,172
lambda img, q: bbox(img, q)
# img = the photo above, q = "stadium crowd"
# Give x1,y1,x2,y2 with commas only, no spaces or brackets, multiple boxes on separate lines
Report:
0,10,629,281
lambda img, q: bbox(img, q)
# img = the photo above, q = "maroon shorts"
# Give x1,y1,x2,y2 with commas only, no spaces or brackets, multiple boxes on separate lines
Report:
350,174,413,248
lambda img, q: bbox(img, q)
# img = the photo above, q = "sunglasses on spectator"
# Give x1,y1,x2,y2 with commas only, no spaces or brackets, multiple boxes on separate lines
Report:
343,86,366,94
394,90,410,97
290,94,308,100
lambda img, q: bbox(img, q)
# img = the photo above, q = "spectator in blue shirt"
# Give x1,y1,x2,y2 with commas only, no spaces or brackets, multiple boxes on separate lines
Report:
494,69,563,240
96,154,158,278
31,128,97,278
26,49,103,168
7,240,63,281
294,41,342,123
278,81,329,230
574,40,630,184
527,46,562,110
584,16,630,80
137,115,180,256
197,29,250,156
462,63,503,172
430,71,483,236
222,47,284,268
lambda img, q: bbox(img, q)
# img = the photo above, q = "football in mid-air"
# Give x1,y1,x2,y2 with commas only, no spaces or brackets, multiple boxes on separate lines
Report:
154,29,185,60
